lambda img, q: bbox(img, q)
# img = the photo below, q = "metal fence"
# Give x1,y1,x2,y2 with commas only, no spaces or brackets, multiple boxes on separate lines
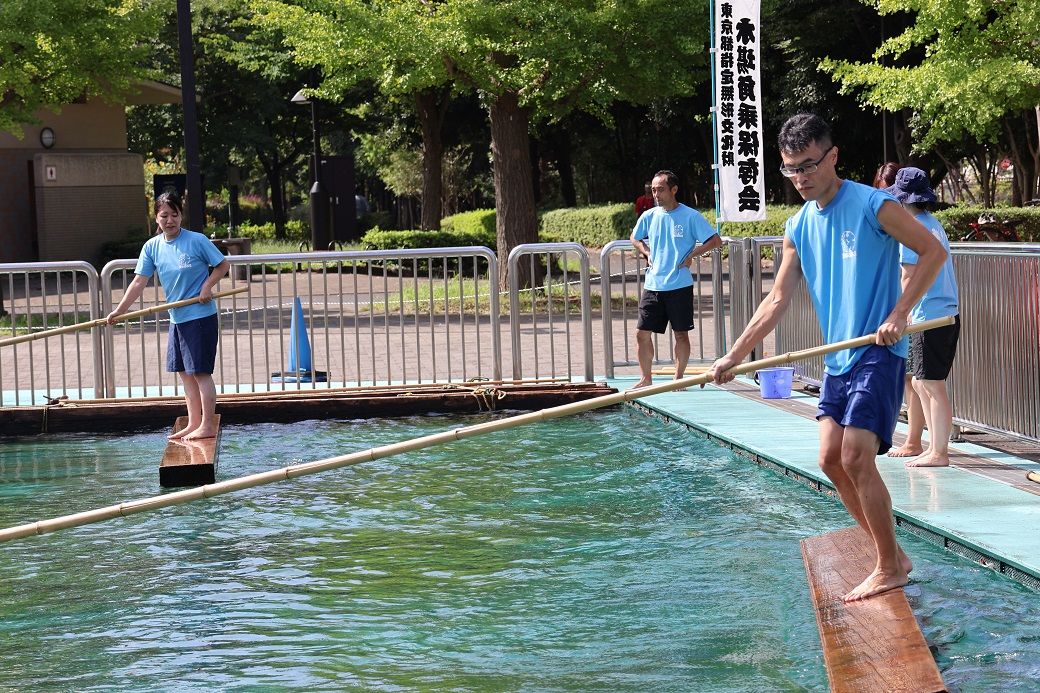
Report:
946,243,1040,441
507,243,593,382
599,240,720,378
3,241,1039,444
0,262,103,405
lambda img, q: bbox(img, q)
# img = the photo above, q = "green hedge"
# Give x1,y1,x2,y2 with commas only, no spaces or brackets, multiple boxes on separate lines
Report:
229,219,308,241
97,230,151,266
361,227,496,251
700,205,800,238
441,208,496,236
933,206,1040,242
539,204,636,246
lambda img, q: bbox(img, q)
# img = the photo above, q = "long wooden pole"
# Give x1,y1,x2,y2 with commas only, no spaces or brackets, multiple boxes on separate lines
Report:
0,286,249,348
0,315,954,544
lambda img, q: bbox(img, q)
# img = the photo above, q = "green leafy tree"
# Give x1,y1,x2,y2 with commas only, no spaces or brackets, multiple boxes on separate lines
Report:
255,0,454,231
823,0,1040,202
259,0,708,285
0,0,159,135
439,0,708,285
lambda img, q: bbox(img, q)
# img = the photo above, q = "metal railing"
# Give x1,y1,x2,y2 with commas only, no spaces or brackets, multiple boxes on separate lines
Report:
599,240,721,378
0,262,103,405
98,247,501,397
508,243,593,382
3,241,1039,445
947,243,1040,441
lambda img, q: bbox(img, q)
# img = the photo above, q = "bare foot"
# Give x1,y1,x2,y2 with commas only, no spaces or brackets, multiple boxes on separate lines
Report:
843,567,908,602
184,426,218,440
887,443,923,458
905,452,950,468
630,378,653,390
899,547,913,575
168,423,198,440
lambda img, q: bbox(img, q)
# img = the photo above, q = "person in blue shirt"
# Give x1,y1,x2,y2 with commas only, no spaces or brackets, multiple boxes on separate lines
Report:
886,167,960,468
630,170,722,388
708,114,946,602
107,192,230,440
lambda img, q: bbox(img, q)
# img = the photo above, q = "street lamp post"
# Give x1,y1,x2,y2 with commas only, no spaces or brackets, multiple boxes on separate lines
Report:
292,88,330,251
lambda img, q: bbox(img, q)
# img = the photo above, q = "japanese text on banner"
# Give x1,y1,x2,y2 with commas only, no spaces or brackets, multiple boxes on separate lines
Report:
714,0,765,221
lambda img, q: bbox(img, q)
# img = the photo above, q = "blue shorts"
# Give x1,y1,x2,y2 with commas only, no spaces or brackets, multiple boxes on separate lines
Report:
167,314,219,375
816,345,905,455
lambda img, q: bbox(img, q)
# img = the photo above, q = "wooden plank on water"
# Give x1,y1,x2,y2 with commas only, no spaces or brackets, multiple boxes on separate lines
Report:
801,527,946,693
159,415,221,488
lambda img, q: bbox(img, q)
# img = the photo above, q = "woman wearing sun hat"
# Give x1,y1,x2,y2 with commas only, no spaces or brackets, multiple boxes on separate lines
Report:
885,167,960,468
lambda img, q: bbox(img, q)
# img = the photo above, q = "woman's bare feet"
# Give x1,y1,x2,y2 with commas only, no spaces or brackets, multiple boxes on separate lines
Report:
905,452,950,468
887,442,923,458
184,425,218,440
168,422,199,440
843,567,908,602
630,379,653,390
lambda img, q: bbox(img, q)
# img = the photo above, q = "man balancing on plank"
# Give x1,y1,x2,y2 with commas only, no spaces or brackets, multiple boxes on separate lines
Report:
707,114,946,602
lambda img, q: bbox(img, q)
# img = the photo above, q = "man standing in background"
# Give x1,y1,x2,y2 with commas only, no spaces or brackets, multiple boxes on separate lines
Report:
631,170,722,389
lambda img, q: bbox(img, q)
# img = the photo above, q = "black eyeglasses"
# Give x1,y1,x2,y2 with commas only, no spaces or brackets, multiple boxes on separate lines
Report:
779,145,834,178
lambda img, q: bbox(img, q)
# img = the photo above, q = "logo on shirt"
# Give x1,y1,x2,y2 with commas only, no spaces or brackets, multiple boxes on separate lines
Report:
177,252,193,269
672,223,685,238
840,229,856,259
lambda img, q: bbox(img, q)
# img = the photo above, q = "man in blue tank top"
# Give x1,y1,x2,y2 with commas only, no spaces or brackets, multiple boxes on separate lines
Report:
708,114,947,602
630,170,722,388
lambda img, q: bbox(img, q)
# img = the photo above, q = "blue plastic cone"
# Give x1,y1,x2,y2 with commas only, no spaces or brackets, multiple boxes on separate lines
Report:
287,296,313,372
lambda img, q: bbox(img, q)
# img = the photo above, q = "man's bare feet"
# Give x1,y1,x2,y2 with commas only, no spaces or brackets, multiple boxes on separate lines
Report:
184,426,218,440
887,443,923,458
630,378,653,390
843,567,908,602
905,452,950,468
899,547,913,575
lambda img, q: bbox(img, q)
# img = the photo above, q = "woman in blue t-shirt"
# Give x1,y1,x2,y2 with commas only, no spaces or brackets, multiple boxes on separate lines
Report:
885,168,960,468
107,193,230,440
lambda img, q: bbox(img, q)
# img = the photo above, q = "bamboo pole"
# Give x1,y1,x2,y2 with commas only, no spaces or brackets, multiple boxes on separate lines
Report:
1027,471,1040,485
0,286,249,348
0,315,954,544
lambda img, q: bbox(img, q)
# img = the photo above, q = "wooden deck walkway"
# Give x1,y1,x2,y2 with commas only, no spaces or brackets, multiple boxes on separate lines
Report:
801,527,946,693
159,415,221,487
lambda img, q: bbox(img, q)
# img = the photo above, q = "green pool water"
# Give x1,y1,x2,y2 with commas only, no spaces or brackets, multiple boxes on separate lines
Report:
0,409,1037,691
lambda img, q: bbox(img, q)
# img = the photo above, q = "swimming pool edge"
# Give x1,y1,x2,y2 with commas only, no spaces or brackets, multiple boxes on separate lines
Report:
625,399,1040,592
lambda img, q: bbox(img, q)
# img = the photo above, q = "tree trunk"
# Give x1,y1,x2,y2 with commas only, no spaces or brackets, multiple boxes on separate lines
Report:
270,160,287,240
489,92,539,289
415,88,448,230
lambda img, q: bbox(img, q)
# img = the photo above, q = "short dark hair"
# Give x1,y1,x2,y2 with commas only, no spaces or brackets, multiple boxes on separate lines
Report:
778,114,832,155
155,191,184,215
653,170,679,189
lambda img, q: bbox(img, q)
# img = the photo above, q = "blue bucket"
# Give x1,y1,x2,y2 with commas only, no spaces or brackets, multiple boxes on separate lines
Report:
755,367,794,399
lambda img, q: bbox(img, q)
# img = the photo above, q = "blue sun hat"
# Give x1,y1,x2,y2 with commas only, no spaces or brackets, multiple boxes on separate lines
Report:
885,167,936,204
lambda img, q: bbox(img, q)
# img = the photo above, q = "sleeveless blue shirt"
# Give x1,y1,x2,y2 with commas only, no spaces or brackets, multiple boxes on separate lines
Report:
785,180,906,376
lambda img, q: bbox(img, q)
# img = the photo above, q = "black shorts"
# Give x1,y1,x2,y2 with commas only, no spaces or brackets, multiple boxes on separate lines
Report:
909,315,960,380
637,286,694,333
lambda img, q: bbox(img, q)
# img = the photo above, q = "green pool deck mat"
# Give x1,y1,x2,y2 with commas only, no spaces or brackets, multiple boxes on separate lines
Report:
609,375,1040,583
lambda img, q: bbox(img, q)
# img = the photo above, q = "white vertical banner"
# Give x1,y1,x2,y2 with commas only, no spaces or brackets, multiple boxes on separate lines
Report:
713,0,766,221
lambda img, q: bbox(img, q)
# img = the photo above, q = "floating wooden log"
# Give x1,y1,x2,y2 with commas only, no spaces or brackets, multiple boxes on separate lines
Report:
0,382,616,435
801,527,946,693
159,416,221,488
